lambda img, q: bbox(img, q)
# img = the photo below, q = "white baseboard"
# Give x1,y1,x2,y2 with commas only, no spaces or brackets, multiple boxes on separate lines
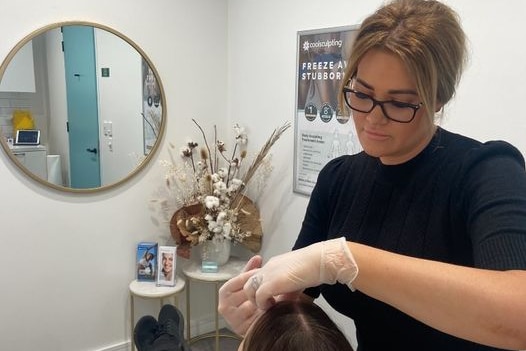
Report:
94,341,129,351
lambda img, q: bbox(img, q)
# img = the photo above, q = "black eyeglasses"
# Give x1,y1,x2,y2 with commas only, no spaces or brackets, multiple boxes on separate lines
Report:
342,86,423,123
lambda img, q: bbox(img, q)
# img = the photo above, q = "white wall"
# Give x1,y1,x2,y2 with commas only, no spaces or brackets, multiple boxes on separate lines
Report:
1,0,526,350
0,1,227,351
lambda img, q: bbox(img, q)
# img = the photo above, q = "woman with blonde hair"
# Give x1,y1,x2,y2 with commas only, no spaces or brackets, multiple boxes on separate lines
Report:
219,1,526,350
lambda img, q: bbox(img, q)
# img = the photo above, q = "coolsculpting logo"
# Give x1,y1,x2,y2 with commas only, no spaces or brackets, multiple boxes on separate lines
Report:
302,38,343,51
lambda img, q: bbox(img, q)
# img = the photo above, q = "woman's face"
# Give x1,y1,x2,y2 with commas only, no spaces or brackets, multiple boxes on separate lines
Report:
162,254,173,272
351,48,436,165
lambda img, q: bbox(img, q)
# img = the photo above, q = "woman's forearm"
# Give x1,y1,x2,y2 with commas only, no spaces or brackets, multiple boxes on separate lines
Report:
349,242,526,350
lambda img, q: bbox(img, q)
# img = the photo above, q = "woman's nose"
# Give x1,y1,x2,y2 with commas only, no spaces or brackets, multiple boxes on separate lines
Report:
365,104,388,124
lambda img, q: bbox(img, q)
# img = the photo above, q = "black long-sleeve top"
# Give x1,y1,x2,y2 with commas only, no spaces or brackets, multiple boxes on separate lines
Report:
293,127,526,350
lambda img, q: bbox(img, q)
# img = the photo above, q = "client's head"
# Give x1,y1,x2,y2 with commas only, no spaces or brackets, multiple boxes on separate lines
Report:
239,300,354,351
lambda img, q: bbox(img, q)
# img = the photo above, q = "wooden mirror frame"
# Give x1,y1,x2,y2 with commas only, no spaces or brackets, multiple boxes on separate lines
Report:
0,21,166,193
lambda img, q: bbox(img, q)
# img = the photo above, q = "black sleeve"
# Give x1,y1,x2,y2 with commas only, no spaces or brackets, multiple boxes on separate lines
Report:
292,156,348,298
461,141,526,270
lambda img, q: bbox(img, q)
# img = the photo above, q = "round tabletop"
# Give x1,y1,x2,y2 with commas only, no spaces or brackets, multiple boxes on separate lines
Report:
129,276,186,298
182,258,248,282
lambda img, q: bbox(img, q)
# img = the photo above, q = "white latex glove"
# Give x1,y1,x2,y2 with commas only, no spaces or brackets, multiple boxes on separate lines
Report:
218,256,264,336
243,237,359,309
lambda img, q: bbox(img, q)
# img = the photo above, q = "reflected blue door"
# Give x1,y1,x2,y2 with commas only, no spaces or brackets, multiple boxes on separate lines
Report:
63,26,101,188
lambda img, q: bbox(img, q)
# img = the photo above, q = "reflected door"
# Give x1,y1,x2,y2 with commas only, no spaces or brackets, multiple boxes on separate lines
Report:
63,26,101,188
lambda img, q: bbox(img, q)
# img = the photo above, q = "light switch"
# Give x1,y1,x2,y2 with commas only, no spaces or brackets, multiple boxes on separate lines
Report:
103,120,113,137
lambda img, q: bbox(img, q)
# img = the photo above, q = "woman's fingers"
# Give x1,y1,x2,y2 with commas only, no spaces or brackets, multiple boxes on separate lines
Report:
218,256,262,302
217,255,263,335
243,255,262,272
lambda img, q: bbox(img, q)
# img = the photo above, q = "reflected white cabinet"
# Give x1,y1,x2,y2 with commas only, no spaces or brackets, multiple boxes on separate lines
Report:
11,145,47,179
0,41,36,92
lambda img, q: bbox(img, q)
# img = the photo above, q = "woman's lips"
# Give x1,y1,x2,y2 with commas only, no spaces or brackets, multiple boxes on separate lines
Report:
364,128,389,141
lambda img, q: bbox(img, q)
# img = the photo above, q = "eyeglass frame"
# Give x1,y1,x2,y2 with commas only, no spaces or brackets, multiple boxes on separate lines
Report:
341,82,423,123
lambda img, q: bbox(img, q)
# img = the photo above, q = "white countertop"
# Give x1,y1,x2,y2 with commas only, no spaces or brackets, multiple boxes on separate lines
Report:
8,143,46,152
129,276,186,298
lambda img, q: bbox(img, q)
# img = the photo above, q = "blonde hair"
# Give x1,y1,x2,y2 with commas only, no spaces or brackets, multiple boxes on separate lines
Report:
341,0,468,119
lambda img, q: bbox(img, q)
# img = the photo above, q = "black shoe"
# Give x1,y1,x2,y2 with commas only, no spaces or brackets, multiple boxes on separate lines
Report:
149,304,190,351
158,304,185,341
134,315,158,351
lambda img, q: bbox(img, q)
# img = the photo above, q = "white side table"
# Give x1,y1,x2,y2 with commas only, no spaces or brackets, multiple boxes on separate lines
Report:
129,277,186,351
183,258,247,351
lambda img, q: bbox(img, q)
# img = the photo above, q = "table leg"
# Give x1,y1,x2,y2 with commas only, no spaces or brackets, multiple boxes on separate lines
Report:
186,279,191,342
215,282,219,351
130,294,135,351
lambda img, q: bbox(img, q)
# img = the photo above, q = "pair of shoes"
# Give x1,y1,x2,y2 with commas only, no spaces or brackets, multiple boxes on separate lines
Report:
133,304,190,351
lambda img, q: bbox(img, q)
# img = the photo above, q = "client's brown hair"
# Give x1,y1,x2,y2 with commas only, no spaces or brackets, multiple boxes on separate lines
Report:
242,300,353,351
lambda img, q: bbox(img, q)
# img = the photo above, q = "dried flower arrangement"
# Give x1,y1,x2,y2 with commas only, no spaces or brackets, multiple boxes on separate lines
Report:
156,119,290,258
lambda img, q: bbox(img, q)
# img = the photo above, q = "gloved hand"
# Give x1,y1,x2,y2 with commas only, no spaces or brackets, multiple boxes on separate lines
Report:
218,255,264,336
243,237,359,309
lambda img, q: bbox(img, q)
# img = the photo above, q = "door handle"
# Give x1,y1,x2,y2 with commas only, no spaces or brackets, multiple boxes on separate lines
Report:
86,147,98,154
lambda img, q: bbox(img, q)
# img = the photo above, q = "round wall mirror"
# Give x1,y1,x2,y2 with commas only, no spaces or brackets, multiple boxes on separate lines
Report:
0,21,166,192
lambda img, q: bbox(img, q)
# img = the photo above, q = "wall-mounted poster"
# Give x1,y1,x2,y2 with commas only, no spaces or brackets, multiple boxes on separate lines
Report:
293,25,362,195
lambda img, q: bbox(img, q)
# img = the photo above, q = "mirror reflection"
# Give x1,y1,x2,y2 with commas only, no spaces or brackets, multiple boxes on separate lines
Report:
0,22,165,192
